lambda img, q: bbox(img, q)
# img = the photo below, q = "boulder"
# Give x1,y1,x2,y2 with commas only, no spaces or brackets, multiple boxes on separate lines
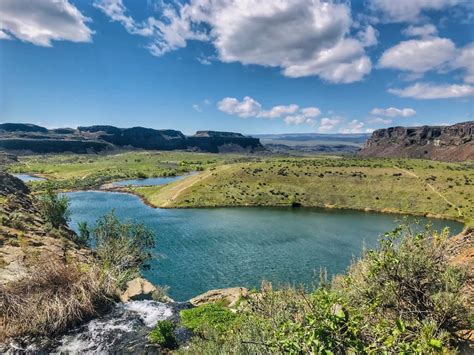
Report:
189,287,249,308
120,277,157,303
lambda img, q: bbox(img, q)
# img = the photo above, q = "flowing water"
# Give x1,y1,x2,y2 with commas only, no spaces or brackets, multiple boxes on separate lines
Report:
66,191,463,301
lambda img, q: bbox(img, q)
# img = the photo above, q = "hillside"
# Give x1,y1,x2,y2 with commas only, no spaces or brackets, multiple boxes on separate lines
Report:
359,122,473,161
136,157,474,224
0,123,262,154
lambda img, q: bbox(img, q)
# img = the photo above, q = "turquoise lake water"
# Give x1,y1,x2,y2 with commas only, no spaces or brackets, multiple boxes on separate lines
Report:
66,191,464,301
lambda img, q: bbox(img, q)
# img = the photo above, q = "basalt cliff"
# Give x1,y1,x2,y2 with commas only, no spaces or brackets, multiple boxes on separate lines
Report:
359,121,473,161
0,123,262,154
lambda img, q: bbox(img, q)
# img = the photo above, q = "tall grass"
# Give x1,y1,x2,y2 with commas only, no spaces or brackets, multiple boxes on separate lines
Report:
0,258,117,340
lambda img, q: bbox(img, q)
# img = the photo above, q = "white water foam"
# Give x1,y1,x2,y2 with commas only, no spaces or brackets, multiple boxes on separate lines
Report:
123,300,174,327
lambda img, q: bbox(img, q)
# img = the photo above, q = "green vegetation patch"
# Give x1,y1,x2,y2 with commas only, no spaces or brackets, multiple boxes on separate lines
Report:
149,320,177,349
180,302,238,336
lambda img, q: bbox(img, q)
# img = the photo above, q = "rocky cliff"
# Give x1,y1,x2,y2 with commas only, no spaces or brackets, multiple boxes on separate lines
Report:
359,121,473,161
0,124,262,154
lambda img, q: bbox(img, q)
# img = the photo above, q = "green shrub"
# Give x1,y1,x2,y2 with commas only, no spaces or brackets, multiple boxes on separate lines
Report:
148,320,177,349
180,303,238,336
37,184,70,228
87,211,155,289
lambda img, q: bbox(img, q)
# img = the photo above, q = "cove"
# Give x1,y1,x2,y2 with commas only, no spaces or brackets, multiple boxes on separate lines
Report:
66,191,464,301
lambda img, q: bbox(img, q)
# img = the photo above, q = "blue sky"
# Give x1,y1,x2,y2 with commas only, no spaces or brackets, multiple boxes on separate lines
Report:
0,0,473,135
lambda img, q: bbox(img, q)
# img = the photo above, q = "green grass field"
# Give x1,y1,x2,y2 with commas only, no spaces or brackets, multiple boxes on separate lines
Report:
7,151,248,191
7,152,473,225
136,157,473,225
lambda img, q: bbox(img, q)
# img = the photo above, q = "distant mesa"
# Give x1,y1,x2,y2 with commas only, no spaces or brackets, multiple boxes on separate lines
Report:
359,121,473,162
0,123,262,154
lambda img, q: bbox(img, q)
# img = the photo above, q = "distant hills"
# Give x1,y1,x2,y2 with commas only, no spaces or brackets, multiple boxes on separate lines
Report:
359,121,473,162
0,124,262,154
254,133,369,155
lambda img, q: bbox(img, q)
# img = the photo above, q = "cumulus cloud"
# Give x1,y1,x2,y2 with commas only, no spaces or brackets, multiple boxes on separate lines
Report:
402,24,438,37
379,37,456,74
217,96,321,126
217,96,262,118
317,117,341,133
370,107,416,117
258,104,299,119
358,25,378,47
301,107,321,118
283,115,316,126
339,119,369,134
95,0,372,83
0,0,93,46
388,83,474,99
368,0,466,23
453,43,474,83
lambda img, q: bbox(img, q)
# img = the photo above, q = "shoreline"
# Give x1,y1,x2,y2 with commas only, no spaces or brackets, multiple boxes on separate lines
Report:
66,185,468,228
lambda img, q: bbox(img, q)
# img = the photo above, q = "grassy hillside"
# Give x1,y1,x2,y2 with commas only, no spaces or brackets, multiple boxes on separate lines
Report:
137,157,473,224
7,152,473,224
7,151,247,190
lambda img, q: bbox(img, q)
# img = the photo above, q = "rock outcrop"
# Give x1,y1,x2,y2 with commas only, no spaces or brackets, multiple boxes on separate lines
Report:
189,287,249,308
0,172,92,285
359,121,473,161
0,124,263,154
120,277,158,302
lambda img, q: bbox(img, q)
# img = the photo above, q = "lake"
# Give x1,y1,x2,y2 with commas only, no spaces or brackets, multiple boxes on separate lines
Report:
66,191,464,301
110,172,196,187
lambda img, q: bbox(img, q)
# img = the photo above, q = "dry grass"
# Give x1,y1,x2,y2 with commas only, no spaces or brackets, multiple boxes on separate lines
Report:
0,258,117,340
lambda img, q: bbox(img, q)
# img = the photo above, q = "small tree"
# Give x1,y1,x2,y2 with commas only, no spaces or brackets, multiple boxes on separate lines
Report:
89,211,155,289
38,184,70,229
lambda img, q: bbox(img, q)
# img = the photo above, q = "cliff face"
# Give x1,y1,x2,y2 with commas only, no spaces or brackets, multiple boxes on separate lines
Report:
359,121,473,161
0,124,262,154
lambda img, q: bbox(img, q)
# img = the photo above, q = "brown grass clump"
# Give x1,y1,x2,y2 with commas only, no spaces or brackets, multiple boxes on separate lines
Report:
0,258,117,340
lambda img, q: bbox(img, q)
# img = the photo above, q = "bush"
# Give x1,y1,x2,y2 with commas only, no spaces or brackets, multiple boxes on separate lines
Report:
86,211,155,289
37,184,70,229
148,320,177,349
180,302,238,337
0,258,115,340
335,224,469,350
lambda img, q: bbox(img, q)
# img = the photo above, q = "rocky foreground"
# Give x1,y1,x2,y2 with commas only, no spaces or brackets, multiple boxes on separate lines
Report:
359,121,473,161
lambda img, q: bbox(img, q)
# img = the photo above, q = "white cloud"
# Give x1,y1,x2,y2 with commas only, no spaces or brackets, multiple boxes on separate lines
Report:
317,117,341,133
95,0,372,84
218,96,322,124
0,30,11,40
370,107,417,117
358,25,378,47
388,83,474,99
402,24,438,37
217,96,262,118
192,104,202,112
339,119,367,134
283,115,315,126
453,43,474,83
368,0,466,23
367,117,393,125
301,107,321,118
0,0,93,46
258,104,299,119
379,37,456,74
